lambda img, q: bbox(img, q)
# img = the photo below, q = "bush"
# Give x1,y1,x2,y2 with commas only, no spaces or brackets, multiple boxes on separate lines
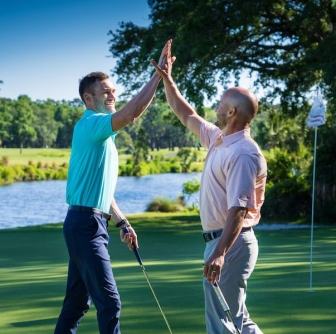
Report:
56,167,68,180
23,165,37,181
262,175,311,222
146,197,185,213
169,163,182,173
0,166,15,185
119,164,134,176
11,164,25,181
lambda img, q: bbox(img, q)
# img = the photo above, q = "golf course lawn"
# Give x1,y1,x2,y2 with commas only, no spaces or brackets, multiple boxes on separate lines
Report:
0,212,335,333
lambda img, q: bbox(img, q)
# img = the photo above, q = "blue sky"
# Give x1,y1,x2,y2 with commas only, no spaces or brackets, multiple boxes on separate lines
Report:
0,0,151,101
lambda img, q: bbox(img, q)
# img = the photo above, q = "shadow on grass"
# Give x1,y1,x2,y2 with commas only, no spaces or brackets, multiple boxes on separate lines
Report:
11,317,56,327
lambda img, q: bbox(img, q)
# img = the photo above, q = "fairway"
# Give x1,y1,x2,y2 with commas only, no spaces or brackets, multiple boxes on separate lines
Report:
0,213,335,333
0,147,208,169
0,148,71,166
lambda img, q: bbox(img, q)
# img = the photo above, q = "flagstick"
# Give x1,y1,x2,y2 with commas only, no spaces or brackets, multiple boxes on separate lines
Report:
309,126,317,292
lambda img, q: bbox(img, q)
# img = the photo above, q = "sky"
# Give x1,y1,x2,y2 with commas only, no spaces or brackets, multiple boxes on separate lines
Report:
0,0,151,101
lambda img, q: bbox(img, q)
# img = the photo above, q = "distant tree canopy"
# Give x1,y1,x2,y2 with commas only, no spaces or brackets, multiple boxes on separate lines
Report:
108,0,336,114
0,97,200,151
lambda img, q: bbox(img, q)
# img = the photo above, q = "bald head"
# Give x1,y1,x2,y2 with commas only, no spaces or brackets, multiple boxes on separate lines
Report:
222,87,258,123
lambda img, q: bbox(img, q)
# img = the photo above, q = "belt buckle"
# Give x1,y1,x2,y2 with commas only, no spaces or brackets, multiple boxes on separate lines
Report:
210,231,216,240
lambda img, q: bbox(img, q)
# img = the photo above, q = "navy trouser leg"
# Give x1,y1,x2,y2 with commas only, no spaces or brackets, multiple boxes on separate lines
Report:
55,210,121,334
54,259,91,333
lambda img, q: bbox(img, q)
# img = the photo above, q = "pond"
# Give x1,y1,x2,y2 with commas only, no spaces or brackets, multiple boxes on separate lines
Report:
0,173,201,229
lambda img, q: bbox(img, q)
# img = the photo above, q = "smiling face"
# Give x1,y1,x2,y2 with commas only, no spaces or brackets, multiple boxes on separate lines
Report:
84,79,117,114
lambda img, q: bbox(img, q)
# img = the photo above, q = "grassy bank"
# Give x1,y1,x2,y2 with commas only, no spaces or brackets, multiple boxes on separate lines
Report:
0,148,208,167
0,148,206,184
0,148,71,166
0,212,335,333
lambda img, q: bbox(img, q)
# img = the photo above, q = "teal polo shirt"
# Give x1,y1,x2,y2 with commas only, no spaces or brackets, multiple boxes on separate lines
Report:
66,109,118,213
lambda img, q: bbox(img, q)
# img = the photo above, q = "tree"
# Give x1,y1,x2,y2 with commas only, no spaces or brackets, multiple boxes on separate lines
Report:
108,0,336,113
33,99,59,148
177,147,199,172
0,98,13,147
10,95,36,153
54,101,83,148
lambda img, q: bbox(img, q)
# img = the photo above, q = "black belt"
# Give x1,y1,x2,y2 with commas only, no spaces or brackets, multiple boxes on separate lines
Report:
68,205,111,220
202,227,252,242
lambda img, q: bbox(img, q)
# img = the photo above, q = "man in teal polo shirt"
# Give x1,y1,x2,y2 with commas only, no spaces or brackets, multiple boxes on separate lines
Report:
54,41,170,334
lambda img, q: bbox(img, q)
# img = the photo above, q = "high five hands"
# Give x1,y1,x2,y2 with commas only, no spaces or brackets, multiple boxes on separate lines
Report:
151,39,176,78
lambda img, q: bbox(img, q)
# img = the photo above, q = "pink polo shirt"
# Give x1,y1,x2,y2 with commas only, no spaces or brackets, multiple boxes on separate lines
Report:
200,121,267,232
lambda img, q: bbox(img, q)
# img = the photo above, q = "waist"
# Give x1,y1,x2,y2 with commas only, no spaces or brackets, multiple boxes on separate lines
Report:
202,227,252,242
68,205,111,220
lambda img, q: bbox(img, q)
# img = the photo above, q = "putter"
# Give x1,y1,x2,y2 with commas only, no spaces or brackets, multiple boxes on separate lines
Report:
122,226,173,334
212,281,241,334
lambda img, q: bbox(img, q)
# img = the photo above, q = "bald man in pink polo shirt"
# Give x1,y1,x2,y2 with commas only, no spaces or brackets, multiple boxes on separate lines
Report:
152,40,266,334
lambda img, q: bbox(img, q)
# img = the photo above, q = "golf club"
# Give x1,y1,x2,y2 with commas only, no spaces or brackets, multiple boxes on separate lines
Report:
122,226,173,334
212,281,241,334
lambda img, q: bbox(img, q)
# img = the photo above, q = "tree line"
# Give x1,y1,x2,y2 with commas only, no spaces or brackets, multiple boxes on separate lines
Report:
0,94,335,224
0,96,201,151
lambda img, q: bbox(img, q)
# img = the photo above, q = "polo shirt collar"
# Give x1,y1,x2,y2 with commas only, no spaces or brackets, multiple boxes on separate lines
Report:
222,128,250,147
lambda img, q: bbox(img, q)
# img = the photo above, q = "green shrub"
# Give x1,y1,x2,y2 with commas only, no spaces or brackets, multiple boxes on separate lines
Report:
35,169,46,180
0,166,15,185
11,164,25,181
266,148,294,185
146,197,185,212
56,167,68,180
169,163,182,173
119,164,134,176
44,169,57,180
23,165,37,181
262,175,311,222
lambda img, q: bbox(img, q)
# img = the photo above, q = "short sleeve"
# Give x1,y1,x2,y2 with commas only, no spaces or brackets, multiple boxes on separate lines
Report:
85,113,114,142
226,154,258,210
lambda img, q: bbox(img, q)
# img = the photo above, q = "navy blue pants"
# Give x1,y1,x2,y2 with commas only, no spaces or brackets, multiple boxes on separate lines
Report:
54,210,121,334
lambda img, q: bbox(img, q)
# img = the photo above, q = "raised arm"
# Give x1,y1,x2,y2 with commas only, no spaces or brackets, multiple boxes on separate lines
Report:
150,39,204,138
111,40,170,131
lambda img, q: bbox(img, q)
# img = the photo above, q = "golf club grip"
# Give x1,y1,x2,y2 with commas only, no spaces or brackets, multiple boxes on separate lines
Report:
122,226,143,265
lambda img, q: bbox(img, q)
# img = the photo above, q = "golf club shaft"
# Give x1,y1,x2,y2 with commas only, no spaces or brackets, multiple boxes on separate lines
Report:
212,282,241,334
122,226,173,334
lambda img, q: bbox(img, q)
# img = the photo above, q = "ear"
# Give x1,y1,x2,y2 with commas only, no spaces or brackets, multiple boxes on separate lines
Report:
83,92,92,104
228,107,236,117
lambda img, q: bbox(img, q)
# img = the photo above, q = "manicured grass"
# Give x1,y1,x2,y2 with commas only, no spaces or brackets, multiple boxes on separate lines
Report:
0,148,71,166
0,147,208,167
0,213,335,333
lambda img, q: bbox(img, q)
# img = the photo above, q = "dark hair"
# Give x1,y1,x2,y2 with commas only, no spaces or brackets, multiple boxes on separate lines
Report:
78,71,109,102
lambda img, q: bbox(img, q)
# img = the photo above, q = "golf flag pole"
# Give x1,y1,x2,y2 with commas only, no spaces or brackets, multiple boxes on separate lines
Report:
306,89,326,292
